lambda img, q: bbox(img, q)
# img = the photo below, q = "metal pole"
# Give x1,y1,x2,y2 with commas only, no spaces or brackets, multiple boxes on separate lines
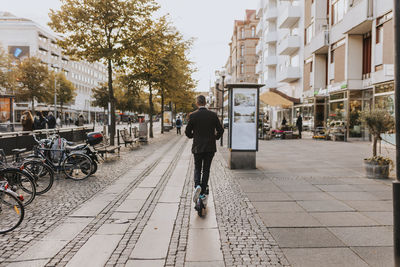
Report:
220,75,225,147
394,0,400,266
54,75,57,119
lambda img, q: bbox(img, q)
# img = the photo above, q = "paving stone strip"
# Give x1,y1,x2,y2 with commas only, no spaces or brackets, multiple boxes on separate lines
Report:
1,132,175,266
164,149,193,267
109,138,189,266
42,137,188,267
211,152,291,267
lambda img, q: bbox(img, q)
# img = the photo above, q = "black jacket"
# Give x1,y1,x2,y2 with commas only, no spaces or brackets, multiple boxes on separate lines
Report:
185,107,224,154
47,115,56,129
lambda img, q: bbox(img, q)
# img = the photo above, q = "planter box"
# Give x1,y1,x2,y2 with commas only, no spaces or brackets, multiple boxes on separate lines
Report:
364,160,390,179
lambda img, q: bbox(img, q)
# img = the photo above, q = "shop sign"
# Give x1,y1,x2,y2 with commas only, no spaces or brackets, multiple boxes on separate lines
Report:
0,97,13,123
328,83,347,93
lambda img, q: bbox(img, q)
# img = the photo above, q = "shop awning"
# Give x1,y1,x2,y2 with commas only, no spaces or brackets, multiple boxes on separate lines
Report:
260,88,300,108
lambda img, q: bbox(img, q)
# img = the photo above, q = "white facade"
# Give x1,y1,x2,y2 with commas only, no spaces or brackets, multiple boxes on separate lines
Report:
0,12,106,119
256,0,304,128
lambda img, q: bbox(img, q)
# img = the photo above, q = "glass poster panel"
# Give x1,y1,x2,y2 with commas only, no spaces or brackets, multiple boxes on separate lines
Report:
231,88,258,150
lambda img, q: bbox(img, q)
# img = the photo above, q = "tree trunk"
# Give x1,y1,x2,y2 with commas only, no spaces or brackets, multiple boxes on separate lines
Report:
161,89,164,134
148,81,154,138
373,135,378,157
107,58,116,145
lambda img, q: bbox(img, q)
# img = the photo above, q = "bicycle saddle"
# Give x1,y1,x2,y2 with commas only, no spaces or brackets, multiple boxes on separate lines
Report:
65,144,86,151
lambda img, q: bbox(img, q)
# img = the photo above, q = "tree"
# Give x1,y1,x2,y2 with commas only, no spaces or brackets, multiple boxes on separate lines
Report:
0,47,17,94
47,72,76,120
124,18,169,138
14,57,50,112
361,109,395,157
49,0,159,144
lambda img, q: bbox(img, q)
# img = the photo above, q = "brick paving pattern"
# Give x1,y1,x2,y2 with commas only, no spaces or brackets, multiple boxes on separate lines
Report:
211,152,290,267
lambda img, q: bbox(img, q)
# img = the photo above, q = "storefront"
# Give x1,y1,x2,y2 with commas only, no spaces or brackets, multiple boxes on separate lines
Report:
374,81,394,115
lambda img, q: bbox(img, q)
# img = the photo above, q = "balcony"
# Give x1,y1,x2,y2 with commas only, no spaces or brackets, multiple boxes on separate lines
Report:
331,0,373,38
265,8,278,21
265,79,278,89
278,66,300,82
256,41,263,55
278,35,300,55
309,30,329,54
278,5,301,29
256,22,263,37
265,56,277,66
266,31,278,43
256,61,263,74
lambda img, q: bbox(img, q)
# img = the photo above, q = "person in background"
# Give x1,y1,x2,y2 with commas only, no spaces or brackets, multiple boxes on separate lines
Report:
176,116,182,135
33,111,47,130
282,117,287,126
56,116,61,127
77,114,85,126
47,112,56,129
21,111,34,131
296,112,303,139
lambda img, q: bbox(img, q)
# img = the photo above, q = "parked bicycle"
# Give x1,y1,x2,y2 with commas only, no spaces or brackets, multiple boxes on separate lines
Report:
0,148,54,195
30,134,93,181
0,181,25,234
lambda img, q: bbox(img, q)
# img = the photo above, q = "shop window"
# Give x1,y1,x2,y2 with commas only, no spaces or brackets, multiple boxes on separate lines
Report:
375,82,394,94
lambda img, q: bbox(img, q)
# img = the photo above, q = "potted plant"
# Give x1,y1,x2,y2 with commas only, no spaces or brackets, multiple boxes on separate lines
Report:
360,109,395,179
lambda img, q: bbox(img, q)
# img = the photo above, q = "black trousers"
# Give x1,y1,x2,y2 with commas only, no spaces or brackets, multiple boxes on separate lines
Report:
193,152,215,195
177,127,181,135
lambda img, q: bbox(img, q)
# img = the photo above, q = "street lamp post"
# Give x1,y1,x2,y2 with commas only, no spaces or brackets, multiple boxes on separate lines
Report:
215,70,226,147
393,1,400,265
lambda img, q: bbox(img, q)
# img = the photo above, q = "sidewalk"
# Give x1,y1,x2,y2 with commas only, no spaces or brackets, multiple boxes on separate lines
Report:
2,134,394,267
224,138,394,267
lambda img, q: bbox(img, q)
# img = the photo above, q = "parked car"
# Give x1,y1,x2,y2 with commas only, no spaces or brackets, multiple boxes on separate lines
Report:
223,118,229,128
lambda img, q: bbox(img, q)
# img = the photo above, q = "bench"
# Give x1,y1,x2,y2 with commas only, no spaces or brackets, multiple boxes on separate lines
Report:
93,134,121,159
119,128,138,148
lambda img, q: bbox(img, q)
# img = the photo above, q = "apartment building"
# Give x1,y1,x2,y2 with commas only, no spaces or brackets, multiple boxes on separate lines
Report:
0,12,107,122
256,0,304,128
226,10,260,85
303,0,394,139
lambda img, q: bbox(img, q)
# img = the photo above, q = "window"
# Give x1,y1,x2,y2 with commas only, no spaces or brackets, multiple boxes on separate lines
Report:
251,27,255,37
305,24,313,44
376,25,383,44
241,28,245,39
240,45,245,57
240,63,244,74
332,0,348,25
362,32,372,76
330,50,335,63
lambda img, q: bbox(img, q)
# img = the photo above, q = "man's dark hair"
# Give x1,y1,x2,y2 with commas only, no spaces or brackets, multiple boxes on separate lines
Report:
196,95,206,106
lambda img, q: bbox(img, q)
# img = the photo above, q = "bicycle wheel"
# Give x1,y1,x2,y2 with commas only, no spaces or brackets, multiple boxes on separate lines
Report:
0,169,36,206
91,160,98,175
62,153,92,181
0,190,24,234
24,160,54,195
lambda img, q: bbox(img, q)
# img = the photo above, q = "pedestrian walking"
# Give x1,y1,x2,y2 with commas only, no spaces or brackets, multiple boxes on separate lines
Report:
176,116,182,135
21,111,34,131
185,95,224,205
296,113,303,139
33,111,47,130
47,112,56,129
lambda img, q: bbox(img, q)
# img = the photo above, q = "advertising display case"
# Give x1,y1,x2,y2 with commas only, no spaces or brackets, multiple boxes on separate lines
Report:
226,83,263,169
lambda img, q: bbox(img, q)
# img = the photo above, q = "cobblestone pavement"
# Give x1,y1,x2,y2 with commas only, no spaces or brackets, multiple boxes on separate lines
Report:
2,132,292,267
0,126,174,265
211,152,290,267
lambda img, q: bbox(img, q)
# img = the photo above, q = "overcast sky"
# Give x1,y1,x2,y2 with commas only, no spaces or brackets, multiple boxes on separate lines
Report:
2,0,258,92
